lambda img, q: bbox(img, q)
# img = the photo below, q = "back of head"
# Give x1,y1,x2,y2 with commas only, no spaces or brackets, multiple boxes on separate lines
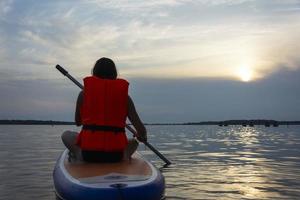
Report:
92,57,117,79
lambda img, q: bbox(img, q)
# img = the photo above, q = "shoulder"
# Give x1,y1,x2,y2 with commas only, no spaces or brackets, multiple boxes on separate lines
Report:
83,76,96,83
83,76,93,80
116,78,129,85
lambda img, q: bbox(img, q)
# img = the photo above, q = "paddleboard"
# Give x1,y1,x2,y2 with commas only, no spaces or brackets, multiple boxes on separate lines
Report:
53,150,165,200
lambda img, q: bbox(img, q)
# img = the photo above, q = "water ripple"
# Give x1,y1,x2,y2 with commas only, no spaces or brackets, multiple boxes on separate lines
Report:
0,125,300,199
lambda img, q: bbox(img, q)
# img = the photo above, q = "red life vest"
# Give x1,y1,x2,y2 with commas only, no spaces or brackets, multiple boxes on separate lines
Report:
76,76,129,152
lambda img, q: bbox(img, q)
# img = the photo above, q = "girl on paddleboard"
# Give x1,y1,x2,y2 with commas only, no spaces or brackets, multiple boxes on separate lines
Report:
61,57,147,162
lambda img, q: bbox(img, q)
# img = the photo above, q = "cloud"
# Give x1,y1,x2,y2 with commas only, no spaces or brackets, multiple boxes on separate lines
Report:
84,0,186,11
0,78,79,120
1,0,300,81
199,0,254,6
128,67,300,122
0,0,13,19
2,66,299,122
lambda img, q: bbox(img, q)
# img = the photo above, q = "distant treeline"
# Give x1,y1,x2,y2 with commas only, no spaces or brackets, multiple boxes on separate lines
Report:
0,119,300,126
185,120,300,126
0,120,75,125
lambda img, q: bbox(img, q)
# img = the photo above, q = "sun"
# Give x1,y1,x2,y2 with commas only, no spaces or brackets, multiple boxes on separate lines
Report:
237,66,253,82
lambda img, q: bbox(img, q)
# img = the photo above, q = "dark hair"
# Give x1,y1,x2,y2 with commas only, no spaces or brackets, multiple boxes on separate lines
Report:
92,57,117,79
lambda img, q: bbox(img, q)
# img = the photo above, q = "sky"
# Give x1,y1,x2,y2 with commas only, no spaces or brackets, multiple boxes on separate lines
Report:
0,0,300,123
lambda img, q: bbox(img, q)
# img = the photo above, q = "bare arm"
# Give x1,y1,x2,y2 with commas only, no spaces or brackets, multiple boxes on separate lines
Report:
75,91,83,126
128,96,147,142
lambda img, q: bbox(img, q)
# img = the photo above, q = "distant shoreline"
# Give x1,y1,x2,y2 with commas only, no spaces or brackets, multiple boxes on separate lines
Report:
0,119,300,126
0,120,75,125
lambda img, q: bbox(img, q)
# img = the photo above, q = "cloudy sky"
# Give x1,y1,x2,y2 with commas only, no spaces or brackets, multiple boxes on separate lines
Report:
1,0,300,122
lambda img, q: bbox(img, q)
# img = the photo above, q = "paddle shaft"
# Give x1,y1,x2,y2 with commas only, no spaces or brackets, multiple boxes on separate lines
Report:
125,125,171,165
55,64,171,165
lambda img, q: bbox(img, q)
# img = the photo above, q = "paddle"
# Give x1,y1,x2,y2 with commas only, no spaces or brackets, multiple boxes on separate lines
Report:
56,64,171,166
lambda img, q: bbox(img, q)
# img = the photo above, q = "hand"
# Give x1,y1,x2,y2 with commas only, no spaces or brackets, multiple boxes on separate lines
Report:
137,130,147,143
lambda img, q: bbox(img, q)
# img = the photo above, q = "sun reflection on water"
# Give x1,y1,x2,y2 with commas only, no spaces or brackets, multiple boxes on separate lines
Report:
151,125,300,199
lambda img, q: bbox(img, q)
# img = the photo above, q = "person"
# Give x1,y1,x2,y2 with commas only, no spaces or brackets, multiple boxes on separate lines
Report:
61,57,147,163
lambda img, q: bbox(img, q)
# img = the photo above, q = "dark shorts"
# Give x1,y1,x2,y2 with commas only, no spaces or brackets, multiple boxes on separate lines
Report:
82,150,123,163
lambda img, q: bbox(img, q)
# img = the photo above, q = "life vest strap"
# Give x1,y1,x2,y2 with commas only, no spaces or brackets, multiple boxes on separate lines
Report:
82,125,125,132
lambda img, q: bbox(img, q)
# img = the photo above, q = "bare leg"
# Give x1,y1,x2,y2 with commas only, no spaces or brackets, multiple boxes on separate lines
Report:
61,131,82,161
123,138,139,160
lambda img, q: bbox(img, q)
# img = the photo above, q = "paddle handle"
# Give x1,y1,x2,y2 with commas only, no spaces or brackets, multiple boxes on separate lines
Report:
56,65,83,89
56,64,171,166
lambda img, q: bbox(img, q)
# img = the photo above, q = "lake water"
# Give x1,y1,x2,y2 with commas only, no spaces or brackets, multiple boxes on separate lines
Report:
0,125,300,200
